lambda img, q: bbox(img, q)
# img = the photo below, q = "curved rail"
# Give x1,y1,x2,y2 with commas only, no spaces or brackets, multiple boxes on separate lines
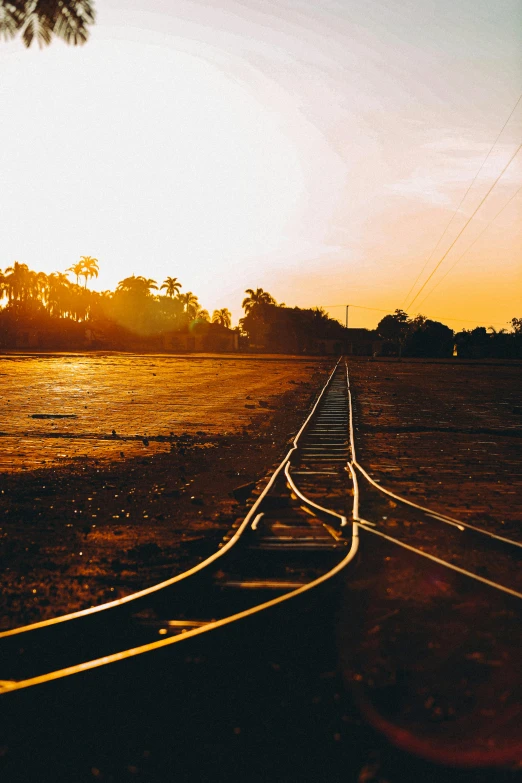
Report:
284,463,348,527
349,458,522,599
345,362,522,597
1,359,343,641
346,362,522,549
344,363,522,768
1,357,361,693
1,526,359,693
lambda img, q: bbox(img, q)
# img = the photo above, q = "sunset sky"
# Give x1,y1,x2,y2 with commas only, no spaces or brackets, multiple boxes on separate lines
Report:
1,0,521,329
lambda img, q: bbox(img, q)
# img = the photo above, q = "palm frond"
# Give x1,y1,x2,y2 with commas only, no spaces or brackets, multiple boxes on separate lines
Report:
53,0,95,46
22,9,53,47
0,1,26,40
1,0,95,47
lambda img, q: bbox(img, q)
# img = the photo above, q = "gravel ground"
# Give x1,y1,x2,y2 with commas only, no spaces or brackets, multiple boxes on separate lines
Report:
2,355,522,781
0,353,331,629
348,358,522,539
340,358,522,774
0,352,330,471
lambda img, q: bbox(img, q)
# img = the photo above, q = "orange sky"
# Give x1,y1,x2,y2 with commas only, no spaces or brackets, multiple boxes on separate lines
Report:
0,0,520,330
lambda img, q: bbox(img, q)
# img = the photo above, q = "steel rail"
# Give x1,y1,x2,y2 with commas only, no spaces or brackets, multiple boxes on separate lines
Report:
237,356,343,525
345,363,522,596
0,359,344,641
346,417,522,769
282,363,352,525
0,511,254,640
1,526,359,693
284,463,348,527
349,456,522,598
345,362,522,550
1,357,362,692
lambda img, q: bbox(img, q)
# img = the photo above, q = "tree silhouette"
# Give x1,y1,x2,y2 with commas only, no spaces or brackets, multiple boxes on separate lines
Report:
407,318,454,358
179,291,199,319
212,308,232,328
0,0,95,48
160,277,182,298
242,287,276,313
46,272,70,317
1,257,520,357
376,309,410,357
79,256,99,289
116,275,158,297
26,269,46,302
193,307,210,322
66,261,84,286
4,261,30,302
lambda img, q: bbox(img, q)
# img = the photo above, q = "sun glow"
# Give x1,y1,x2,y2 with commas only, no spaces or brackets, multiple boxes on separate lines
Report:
0,32,307,310
1,1,520,329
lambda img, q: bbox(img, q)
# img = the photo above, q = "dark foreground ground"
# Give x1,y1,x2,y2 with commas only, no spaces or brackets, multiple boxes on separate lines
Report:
343,358,522,780
1,357,521,782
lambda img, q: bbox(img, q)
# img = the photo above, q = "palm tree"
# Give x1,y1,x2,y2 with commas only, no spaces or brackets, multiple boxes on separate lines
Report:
160,277,182,298
46,272,70,317
66,261,84,285
68,284,91,322
212,308,232,328
79,256,99,288
23,268,44,303
0,0,96,48
116,275,158,297
143,278,158,294
34,271,48,302
179,291,199,319
194,307,210,322
4,261,30,302
242,287,276,313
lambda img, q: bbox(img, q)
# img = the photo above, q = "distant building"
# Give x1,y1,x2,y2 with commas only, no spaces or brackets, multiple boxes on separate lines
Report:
309,329,382,356
309,338,344,355
344,328,383,356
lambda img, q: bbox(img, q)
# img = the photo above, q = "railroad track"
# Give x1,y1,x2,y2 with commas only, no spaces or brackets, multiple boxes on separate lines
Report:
1,359,520,692
2,357,522,778
343,365,522,599
0,360,358,694
341,362,522,769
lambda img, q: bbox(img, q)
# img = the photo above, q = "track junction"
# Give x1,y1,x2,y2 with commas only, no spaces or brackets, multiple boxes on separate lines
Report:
1,358,521,779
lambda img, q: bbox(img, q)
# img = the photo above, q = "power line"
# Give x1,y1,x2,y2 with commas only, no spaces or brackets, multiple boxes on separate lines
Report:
416,184,522,309
402,92,522,309
322,304,391,312
406,141,522,310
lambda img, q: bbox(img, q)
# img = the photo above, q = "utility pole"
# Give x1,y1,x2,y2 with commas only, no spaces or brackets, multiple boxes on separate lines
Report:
345,304,349,329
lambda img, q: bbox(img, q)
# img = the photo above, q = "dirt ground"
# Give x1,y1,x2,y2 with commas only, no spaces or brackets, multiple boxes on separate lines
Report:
0,352,332,471
0,353,331,629
2,354,522,781
348,358,522,539
342,358,522,774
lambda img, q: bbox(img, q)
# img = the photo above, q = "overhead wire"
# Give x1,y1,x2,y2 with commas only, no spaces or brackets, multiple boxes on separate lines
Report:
405,141,522,311
416,183,522,309
402,92,522,309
